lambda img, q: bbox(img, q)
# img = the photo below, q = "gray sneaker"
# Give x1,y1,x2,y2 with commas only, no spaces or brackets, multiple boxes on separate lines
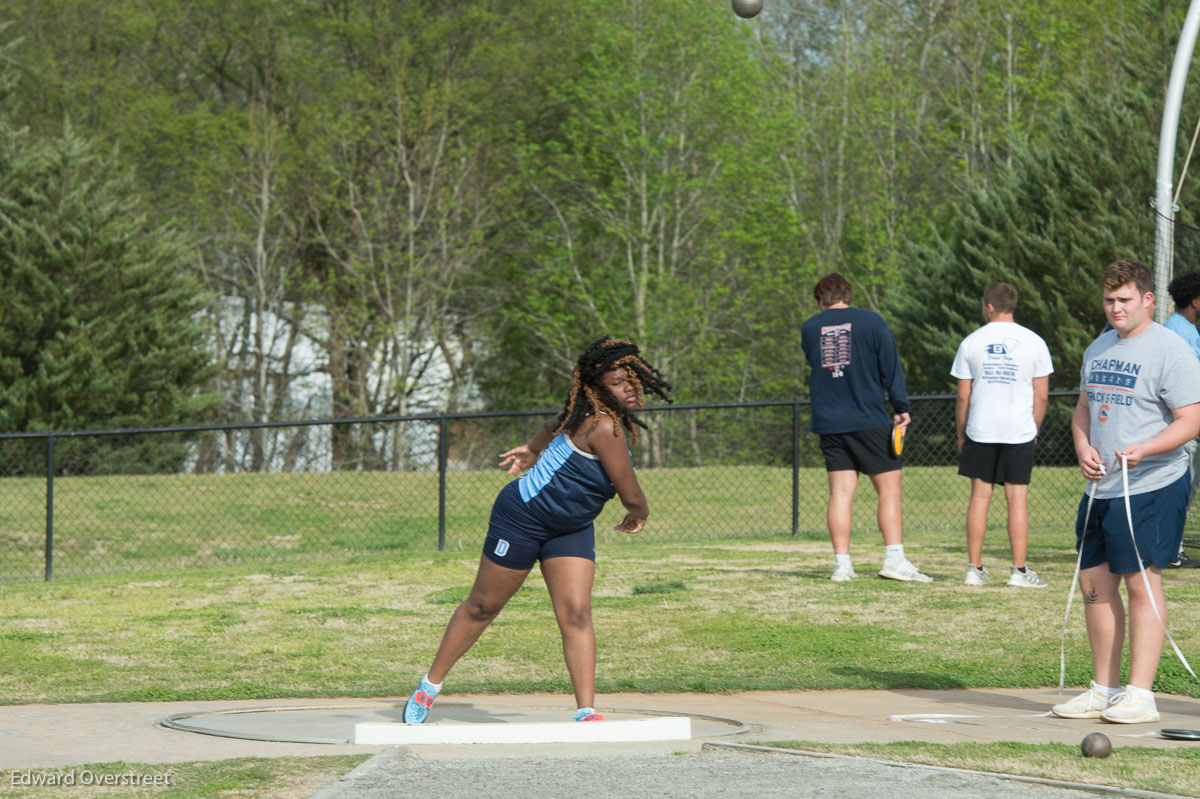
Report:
1007,566,1048,588
963,565,988,586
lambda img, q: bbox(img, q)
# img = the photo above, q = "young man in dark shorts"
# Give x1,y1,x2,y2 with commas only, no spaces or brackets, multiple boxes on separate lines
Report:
800,273,931,583
951,282,1053,587
1051,259,1200,724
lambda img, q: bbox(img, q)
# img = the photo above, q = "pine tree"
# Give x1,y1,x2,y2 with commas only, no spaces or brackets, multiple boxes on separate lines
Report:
896,66,1173,397
0,117,217,472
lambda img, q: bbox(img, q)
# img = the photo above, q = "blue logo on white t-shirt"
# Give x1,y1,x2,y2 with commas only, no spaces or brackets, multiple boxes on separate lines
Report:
985,344,1007,354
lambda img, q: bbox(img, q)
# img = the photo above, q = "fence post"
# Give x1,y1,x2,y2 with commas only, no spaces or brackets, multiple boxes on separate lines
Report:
792,398,800,536
44,434,54,582
437,414,447,552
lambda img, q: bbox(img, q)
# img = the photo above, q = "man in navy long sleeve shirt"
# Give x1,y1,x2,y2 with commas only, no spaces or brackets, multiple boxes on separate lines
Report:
801,273,931,583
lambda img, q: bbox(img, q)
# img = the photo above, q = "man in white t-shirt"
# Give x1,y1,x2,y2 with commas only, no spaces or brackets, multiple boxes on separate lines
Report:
951,283,1053,588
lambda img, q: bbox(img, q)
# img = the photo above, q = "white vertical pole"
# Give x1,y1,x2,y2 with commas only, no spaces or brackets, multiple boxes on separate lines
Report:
1155,0,1200,321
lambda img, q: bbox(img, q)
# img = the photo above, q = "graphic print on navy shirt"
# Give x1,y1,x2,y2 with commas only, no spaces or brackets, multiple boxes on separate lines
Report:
819,323,851,378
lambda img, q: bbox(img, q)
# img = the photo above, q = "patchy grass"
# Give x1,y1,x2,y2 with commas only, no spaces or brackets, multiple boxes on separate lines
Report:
3,536,1199,704
756,740,1200,798
631,579,687,595
4,531,1200,799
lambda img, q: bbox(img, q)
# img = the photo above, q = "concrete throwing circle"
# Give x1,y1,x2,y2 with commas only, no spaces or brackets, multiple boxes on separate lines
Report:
161,701,747,745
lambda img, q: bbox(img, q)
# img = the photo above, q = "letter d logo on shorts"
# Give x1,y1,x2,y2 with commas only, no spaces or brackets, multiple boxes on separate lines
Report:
494,539,510,557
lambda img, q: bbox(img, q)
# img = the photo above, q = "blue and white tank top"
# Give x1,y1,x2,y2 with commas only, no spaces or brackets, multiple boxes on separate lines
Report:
518,432,617,530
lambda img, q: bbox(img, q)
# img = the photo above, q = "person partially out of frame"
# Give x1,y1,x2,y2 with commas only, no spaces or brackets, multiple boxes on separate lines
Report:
1052,259,1200,724
1164,269,1200,568
951,282,1053,588
800,272,932,583
403,336,672,725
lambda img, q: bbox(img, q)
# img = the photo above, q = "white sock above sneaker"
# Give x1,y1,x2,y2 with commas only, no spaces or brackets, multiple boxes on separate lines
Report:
422,673,443,693
1094,682,1120,698
1125,684,1154,702
884,545,905,562
835,554,852,568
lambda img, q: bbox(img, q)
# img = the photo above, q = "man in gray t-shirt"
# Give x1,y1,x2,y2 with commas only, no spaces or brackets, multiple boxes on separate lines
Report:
1080,325,1200,497
1051,259,1200,726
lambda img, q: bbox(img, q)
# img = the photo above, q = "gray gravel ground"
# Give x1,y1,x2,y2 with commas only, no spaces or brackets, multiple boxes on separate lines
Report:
314,746,1132,799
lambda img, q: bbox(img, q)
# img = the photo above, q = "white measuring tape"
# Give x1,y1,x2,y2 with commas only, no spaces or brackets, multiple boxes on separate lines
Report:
1057,455,1198,704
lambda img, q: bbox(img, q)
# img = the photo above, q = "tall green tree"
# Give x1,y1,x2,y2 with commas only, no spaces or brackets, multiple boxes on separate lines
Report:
485,0,806,412
894,36,1200,397
768,0,1143,303
0,116,217,454
4,0,550,468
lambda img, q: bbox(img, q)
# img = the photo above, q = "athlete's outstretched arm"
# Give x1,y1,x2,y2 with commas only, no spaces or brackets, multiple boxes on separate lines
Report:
499,414,562,475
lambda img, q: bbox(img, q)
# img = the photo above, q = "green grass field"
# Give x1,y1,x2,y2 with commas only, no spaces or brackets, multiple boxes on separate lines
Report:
3,466,1199,797
0,464,1094,581
9,535,1198,705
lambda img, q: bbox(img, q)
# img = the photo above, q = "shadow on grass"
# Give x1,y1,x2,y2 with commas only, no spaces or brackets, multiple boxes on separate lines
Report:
830,667,966,690
683,566,822,580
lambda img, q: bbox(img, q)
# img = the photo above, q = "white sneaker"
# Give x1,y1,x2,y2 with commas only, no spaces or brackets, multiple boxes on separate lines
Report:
963,565,989,586
879,559,933,582
1100,691,1160,724
831,563,857,582
1051,681,1115,719
1007,566,1047,588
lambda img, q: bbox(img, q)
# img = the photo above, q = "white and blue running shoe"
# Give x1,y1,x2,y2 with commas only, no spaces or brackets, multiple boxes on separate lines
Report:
404,675,441,724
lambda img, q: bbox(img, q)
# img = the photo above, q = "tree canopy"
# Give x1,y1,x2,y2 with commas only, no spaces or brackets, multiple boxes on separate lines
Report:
0,0,1196,457
0,119,215,434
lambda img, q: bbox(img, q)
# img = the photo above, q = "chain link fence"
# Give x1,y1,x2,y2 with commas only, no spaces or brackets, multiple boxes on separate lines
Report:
2,391,1195,582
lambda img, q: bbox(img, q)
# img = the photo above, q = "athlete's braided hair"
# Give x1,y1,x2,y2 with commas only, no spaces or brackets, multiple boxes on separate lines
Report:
554,336,673,444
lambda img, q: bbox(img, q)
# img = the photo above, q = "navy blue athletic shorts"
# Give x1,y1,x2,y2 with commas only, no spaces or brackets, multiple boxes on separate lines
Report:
819,424,901,475
482,481,596,571
1075,471,1188,573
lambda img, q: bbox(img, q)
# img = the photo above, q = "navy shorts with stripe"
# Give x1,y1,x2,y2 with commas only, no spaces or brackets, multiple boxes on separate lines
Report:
483,481,596,570
1075,471,1188,573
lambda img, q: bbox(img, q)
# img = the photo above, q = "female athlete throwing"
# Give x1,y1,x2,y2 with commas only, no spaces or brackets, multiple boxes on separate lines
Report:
404,336,672,723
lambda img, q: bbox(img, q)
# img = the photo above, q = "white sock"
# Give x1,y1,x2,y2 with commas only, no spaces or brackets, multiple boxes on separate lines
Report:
884,545,905,562
422,673,443,693
1125,685,1154,702
835,554,852,568
1093,682,1120,697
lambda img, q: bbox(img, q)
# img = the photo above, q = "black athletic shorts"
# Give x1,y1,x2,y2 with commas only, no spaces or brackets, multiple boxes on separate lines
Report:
819,424,900,475
957,437,1035,485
